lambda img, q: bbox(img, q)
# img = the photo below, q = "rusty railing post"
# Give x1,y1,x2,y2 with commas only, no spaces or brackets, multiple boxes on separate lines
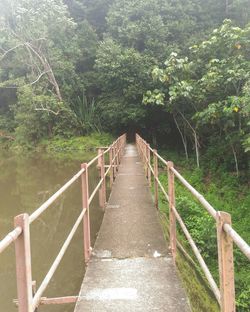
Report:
143,142,146,176
216,211,235,312
123,134,126,155
167,161,176,262
98,148,106,209
147,144,151,186
32,281,38,312
112,145,116,179
118,138,121,163
81,163,91,263
14,213,33,312
115,143,119,172
153,149,158,209
109,145,114,188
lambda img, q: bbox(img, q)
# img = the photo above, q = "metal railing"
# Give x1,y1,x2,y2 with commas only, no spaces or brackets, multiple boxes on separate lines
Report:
136,133,250,312
0,134,127,312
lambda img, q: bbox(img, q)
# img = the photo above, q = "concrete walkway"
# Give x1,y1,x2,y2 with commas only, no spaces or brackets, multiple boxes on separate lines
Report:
74,144,190,312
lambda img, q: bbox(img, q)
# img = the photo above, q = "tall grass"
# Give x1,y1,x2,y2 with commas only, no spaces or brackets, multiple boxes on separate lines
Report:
70,92,102,134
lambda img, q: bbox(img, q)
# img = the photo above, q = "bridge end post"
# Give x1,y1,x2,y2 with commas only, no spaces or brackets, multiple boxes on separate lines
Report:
153,149,158,209
115,143,119,172
216,211,235,312
109,145,114,187
81,163,91,263
14,213,33,312
112,145,116,179
144,142,147,177
147,144,151,187
167,161,176,263
98,149,106,210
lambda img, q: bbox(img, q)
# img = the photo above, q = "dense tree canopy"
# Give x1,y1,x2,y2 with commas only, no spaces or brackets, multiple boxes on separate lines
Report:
144,20,250,172
0,0,250,309
1,0,249,150
0,1,249,157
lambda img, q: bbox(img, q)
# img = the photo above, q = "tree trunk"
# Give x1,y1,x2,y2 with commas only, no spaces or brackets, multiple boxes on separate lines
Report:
26,43,63,101
194,132,200,168
173,115,189,160
231,144,239,177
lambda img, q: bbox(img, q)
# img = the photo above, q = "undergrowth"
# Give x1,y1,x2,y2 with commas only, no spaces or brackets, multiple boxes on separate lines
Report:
155,149,250,311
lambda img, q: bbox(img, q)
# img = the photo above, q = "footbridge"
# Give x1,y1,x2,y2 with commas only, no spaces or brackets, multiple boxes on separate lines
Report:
0,134,249,312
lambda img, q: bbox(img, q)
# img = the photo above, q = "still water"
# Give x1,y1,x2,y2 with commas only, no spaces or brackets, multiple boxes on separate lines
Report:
0,150,104,312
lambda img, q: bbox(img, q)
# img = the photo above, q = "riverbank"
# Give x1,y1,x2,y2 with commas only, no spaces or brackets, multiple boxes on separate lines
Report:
0,132,114,160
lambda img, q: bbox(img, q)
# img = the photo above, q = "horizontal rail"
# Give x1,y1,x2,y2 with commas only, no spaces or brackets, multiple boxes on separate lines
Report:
0,134,126,312
0,227,22,254
14,296,78,306
171,168,217,219
154,151,168,167
88,178,104,205
39,296,78,305
136,133,249,311
29,168,85,224
104,164,112,177
172,205,220,302
148,162,154,175
32,209,86,309
88,149,120,205
224,223,250,260
87,153,101,168
155,176,169,202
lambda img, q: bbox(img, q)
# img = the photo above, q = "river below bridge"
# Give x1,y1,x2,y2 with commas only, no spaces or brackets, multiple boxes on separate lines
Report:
0,150,104,312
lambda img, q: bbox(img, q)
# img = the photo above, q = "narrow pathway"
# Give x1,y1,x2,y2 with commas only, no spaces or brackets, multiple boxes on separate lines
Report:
74,144,190,312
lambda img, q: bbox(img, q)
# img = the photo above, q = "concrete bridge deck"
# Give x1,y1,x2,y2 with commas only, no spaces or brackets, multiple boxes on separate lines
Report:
74,144,190,312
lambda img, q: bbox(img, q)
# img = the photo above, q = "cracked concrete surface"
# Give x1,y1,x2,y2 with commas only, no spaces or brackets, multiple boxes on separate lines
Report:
74,144,190,312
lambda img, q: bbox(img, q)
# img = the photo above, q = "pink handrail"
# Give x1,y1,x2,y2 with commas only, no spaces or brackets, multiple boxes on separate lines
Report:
0,134,127,312
135,133,250,312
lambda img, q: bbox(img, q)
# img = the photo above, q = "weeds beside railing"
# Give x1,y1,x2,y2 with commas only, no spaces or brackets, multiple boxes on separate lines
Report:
136,133,250,312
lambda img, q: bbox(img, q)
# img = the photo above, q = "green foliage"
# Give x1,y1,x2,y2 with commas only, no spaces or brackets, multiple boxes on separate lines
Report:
145,20,250,173
11,86,78,146
95,38,154,100
157,149,250,311
70,92,102,134
0,0,249,309
1,0,250,148
43,132,113,158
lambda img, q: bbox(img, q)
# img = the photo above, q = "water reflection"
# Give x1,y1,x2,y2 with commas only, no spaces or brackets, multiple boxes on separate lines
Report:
0,150,104,312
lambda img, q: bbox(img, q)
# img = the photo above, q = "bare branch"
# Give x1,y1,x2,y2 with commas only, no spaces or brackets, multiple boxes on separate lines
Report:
26,43,63,101
0,70,51,89
30,71,51,85
0,43,25,60
34,105,62,116
173,114,188,160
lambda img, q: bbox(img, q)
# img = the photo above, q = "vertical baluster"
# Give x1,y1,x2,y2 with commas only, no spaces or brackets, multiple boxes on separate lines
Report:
14,213,33,312
98,149,106,209
81,163,91,263
115,143,119,172
144,142,147,176
118,139,121,164
167,161,176,262
153,149,158,209
216,211,235,312
147,144,151,187
109,145,114,188
112,145,116,179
